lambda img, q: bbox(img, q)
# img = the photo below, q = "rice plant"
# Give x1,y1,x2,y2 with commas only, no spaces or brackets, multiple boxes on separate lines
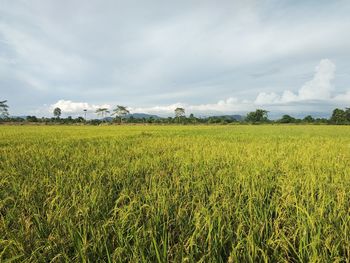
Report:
0,125,349,262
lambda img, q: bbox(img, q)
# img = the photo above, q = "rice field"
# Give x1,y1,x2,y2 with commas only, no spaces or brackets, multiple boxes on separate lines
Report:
0,125,350,262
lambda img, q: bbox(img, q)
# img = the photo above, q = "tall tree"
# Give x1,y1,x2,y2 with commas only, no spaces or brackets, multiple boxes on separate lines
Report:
53,107,61,119
174,107,185,123
112,105,130,123
83,109,87,120
95,108,109,120
0,100,9,118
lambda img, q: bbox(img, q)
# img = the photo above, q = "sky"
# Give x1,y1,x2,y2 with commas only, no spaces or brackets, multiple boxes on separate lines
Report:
1,0,350,118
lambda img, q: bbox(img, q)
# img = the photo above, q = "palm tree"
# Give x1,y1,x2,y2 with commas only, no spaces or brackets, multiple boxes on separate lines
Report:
0,100,9,118
112,105,130,123
95,108,109,121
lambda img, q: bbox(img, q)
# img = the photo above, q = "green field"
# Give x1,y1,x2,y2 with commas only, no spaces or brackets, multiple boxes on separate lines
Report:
1,125,350,262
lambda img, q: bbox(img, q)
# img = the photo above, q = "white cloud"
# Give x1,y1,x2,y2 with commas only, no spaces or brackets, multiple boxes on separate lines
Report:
131,97,253,115
50,100,110,113
255,59,349,105
255,92,280,105
131,103,185,114
298,59,335,100
334,91,350,103
189,97,249,112
45,98,251,117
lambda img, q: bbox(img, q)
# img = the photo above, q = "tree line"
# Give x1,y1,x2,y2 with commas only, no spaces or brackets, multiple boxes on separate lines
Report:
0,100,349,125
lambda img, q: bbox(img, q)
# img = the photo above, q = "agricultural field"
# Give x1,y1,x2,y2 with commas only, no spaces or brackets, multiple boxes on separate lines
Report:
0,125,350,262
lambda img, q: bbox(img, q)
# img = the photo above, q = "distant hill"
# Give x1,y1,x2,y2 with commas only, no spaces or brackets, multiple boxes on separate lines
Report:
101,113,160,121
100,113,159,120
9,116,27,119
127,113,160,119
207,115,243,121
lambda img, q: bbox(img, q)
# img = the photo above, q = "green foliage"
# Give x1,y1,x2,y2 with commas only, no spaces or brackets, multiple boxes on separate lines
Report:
112,105,130,122
278,114,296,123
0,100,9,118
331,108,347,124
174,108,185,123
303,115,315,123
346,108,350,121
95,108,110,120
53,107,62,118
246,109,269,123
1,125,350,261
26,116,38,122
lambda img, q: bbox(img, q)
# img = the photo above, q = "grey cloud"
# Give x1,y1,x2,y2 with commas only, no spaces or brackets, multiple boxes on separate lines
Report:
1,0,350,116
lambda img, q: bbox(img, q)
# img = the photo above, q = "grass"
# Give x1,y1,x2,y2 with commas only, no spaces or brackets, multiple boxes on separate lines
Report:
0,125,350,262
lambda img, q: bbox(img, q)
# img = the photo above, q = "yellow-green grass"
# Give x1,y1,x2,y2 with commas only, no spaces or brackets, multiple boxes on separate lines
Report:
0,125,349,262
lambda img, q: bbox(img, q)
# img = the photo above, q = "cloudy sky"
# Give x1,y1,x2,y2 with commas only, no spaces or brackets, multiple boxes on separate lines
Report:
1,0,350,118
